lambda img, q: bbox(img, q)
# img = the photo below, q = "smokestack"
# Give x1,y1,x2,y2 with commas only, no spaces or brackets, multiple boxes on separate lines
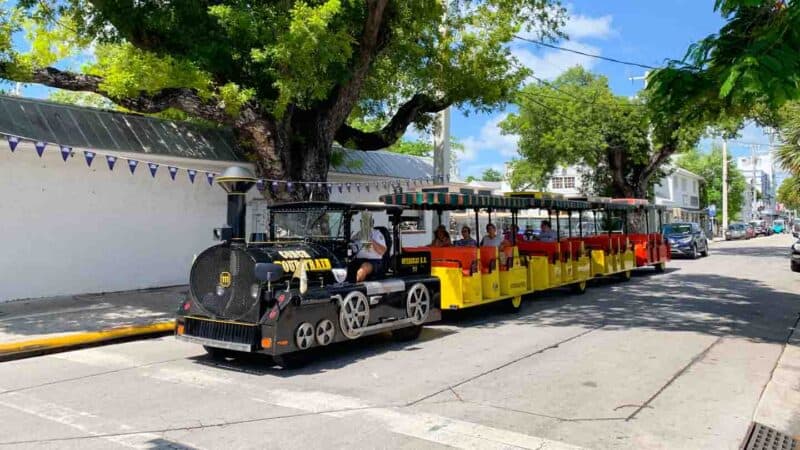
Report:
216,166,256,242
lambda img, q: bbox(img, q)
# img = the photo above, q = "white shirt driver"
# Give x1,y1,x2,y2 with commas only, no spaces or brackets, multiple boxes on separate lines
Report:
356,229,386,260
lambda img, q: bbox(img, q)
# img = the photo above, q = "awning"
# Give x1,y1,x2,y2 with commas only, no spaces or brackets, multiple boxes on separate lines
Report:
380,192,530,210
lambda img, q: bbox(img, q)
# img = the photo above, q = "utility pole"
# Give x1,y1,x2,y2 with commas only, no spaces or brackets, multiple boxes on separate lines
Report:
722,139,728,233
750,144,758,220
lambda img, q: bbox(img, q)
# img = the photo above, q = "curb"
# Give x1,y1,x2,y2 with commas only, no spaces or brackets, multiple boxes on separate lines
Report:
0,320,175,361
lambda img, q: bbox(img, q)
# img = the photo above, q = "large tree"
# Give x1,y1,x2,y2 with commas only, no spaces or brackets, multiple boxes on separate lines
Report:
0,0,565,199
677,145,747,220
777,176,800,211
502,67,701,198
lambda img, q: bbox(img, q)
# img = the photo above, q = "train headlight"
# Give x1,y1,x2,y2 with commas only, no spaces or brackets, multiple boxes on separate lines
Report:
250,283,260,299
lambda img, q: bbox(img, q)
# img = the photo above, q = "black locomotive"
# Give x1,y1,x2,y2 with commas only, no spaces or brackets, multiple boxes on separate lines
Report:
176,167,440,367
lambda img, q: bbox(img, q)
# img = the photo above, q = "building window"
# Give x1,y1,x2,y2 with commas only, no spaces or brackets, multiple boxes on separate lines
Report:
551,177,564,189
681,178,687,190
564,177,575,188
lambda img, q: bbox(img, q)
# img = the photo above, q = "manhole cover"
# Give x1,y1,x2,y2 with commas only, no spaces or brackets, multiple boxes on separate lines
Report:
742,422,798,450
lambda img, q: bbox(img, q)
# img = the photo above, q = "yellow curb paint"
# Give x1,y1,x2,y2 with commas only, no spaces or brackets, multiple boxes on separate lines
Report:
0,320,175,356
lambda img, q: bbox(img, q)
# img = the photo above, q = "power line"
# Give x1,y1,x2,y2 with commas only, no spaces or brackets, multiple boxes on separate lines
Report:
512,35,699,71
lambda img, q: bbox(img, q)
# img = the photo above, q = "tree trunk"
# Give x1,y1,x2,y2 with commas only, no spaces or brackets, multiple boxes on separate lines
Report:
234,111,332,202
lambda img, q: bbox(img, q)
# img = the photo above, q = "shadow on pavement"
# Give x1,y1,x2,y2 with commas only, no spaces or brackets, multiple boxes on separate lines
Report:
189,326,456,376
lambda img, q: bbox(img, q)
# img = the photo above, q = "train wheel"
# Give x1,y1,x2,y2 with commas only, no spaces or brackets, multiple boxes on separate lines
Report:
273,351,310,369
654,262,666,273
339,291,370,339
571,281,587,295
392,325,423,342
406,283,431,325
505,295,523,313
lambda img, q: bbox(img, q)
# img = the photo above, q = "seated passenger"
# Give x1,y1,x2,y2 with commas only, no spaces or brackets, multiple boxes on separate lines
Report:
431,225,452,247
480,223,510,249
537,220,558,242
351,215,387,282
454,225,477,247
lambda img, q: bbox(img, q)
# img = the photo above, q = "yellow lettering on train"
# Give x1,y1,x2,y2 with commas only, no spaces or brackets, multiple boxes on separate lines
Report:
275,258,332,272
401,257,428,265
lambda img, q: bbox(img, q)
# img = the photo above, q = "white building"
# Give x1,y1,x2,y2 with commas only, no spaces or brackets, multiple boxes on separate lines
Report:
736,153,777,215
654,167,705,223
0,95,434,302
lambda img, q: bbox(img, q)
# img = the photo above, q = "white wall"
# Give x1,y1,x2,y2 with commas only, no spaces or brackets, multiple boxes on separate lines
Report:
1,142,252,302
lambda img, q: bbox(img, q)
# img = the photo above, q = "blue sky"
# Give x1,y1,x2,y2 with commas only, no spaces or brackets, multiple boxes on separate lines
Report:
10,1,778,179
451,1,778,179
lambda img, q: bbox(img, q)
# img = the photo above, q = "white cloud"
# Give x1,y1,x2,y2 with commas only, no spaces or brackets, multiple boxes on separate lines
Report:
461,114,519,162
563,14,615,40
511,41,601,80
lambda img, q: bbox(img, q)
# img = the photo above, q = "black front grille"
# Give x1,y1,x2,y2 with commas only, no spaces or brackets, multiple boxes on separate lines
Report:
184,318,259,346
190,245,260,322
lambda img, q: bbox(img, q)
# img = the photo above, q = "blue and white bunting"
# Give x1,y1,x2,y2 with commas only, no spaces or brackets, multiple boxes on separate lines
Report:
127,159,138,175
286,182,294,193
106,155,117,171
365,184,370,193
337,184,343,194
168,166,178,180
60,146,71,162
271,181,279,193
256,179,266,191
148,163,159,178
206,172,215,185
187,169,197,183
84,151,95,167
346,183,352,193
7,136,19,152
35,141,46,157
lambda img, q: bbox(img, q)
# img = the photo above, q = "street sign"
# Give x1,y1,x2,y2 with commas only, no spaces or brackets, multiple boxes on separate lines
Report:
708,204,716,217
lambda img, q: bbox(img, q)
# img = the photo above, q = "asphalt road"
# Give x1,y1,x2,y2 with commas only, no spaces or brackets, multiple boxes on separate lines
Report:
1,234,798,449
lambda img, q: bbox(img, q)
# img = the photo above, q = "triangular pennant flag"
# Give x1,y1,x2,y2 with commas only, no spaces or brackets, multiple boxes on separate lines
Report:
60,146,71,162
337,184,343,194
256,179,266,191
206,172,215,185
7,136,20,152
365,184,370,193
188,169,197,183
286,182,294,193
304,183,311,191
84,151,95,167
106,155,117,171
35,141,46,157
327,184,333,194
356,183,361,192
148,163,159,178
168,166,178,180
127,159,138,175
271,181,279,193
346,183,351,193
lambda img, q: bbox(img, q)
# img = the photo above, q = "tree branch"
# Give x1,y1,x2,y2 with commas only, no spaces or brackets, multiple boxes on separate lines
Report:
334,93,449,150
4,65,232,124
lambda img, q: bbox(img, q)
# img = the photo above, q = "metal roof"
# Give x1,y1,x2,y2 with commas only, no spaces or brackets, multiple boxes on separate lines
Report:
333,146,433,180
0,95,240,161
381,192,530,210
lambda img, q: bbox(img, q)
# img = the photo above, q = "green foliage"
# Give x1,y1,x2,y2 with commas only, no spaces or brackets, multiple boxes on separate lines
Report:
777,176,800,210
676,145,747,220
502,67,691,196
648,0,800,132
479,168,503,181
48,90,116,109
776,101,800,175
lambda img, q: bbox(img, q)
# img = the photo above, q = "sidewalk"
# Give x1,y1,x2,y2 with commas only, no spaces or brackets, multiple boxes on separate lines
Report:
0,286,183,360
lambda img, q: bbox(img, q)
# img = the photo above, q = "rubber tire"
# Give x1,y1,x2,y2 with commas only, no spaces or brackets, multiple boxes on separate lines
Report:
273,351,311,369
571,281,587,295
700,242,709,257
792,262,800,273
203,346,237,360
619,270,632,281
391,325,423,342
690,245,699,259
505,295,523,313
654,262,666,273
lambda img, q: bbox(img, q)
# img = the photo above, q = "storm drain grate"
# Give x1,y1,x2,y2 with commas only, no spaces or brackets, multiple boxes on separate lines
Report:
742,422,798,450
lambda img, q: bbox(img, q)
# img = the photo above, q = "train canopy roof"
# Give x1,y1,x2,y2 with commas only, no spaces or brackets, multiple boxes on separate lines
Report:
380,190,592,210
271,201,404,214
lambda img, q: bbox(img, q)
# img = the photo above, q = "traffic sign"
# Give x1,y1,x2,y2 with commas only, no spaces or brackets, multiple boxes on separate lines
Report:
708,204,716,217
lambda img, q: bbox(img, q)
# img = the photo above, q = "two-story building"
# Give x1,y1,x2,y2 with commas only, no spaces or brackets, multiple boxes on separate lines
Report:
653,167,705,224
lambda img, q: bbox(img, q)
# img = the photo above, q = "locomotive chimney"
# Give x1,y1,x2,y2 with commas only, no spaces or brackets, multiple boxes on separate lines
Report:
215,166,257,242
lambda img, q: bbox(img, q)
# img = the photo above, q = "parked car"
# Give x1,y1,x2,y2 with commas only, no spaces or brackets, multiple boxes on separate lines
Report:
791,238,800,273
663,222,709,259
745,224,756,239
725,223,748,240
774,219,786,234
749,220,771,237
